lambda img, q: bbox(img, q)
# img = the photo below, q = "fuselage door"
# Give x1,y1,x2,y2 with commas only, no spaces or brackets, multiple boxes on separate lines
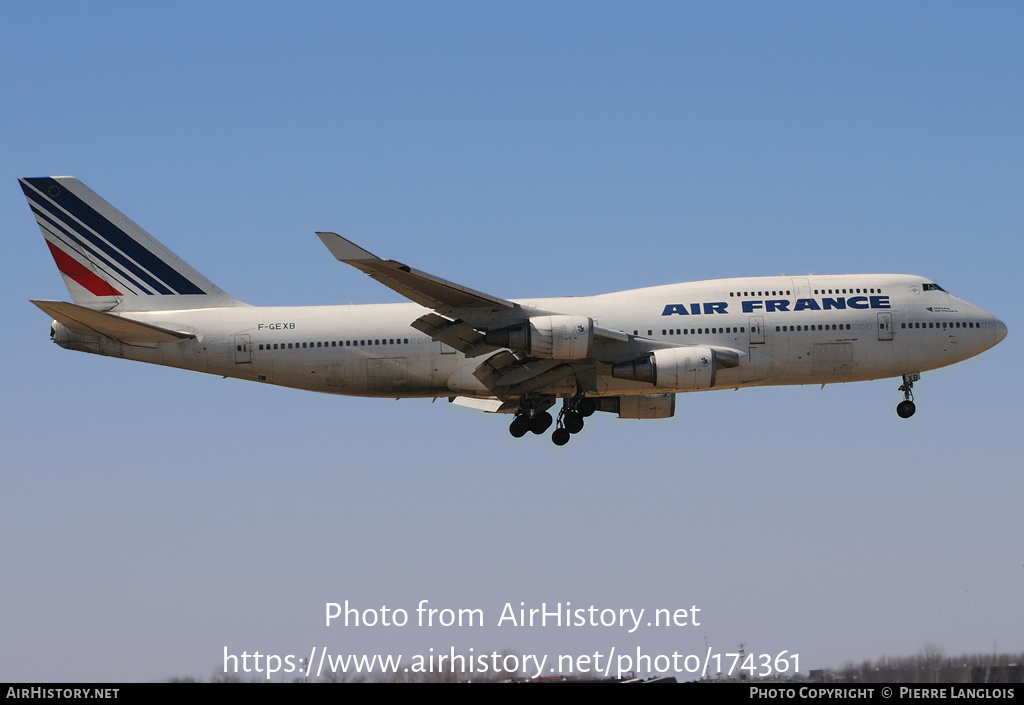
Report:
791,277,811,299
877,313,893,341
749,316,765,344
234,333,252,364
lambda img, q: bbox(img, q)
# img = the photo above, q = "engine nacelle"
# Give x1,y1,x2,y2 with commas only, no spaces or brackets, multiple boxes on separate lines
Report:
611,346,717,391
595,393,676,419
485,315,594,360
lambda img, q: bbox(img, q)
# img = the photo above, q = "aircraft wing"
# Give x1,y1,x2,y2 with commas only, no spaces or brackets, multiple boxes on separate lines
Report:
316,232,514,313
316,232,740,401
316,232,627,338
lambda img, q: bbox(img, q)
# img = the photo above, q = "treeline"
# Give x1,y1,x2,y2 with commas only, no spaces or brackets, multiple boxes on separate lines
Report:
824,648,1024,684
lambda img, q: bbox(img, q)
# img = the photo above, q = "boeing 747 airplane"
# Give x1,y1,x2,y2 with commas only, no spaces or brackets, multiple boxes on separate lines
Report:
21,177,1007,445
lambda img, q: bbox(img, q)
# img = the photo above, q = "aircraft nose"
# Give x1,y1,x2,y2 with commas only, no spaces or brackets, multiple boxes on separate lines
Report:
995,317,1007,344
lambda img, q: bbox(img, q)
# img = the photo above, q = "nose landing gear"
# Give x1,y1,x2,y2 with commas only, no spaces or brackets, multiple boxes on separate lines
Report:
896,373,919,418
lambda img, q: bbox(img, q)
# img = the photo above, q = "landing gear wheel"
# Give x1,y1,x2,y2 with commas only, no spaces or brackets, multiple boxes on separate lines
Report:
564,410,584,434
509,415,530,438
530,411,553,435
551,427,571,446
577,398,596,417
896,373,919,420
896,400,916,418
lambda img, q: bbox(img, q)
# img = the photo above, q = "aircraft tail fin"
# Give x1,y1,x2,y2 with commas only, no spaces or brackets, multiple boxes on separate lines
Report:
20,176,244,311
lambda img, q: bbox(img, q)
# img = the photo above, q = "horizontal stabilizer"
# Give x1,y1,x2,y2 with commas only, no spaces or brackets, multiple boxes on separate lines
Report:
32,300,194,344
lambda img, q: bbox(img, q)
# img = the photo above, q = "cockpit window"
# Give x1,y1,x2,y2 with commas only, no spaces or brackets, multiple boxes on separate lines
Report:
923,283,946,292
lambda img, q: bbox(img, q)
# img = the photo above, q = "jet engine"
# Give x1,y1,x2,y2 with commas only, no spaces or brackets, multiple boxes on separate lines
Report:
594,393,677,419
485,315,594,360
611,346,717,391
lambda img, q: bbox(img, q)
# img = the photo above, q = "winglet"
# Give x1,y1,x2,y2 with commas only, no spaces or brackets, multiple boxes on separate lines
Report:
316,232,380,263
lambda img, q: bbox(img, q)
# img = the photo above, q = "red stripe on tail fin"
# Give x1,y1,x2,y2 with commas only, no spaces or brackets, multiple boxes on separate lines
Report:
45,240,122,297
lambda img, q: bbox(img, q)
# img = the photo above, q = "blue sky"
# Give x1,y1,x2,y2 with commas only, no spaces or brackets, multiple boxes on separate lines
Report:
2,2,1022,682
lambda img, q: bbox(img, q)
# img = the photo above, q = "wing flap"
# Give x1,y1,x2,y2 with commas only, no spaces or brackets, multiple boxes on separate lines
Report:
471,350,578,398
410,313,501,358
32,300,195,344
501,364,576,397
448,396,514,413
472,350,520,392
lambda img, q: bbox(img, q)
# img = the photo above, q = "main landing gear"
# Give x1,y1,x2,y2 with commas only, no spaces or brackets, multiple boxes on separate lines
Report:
508,408,553,437
896,373,919,418
508,394,595,445
550,394,595,446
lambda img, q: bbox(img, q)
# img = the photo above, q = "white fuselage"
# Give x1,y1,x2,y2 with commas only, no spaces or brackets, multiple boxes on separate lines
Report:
51,273,1005,400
